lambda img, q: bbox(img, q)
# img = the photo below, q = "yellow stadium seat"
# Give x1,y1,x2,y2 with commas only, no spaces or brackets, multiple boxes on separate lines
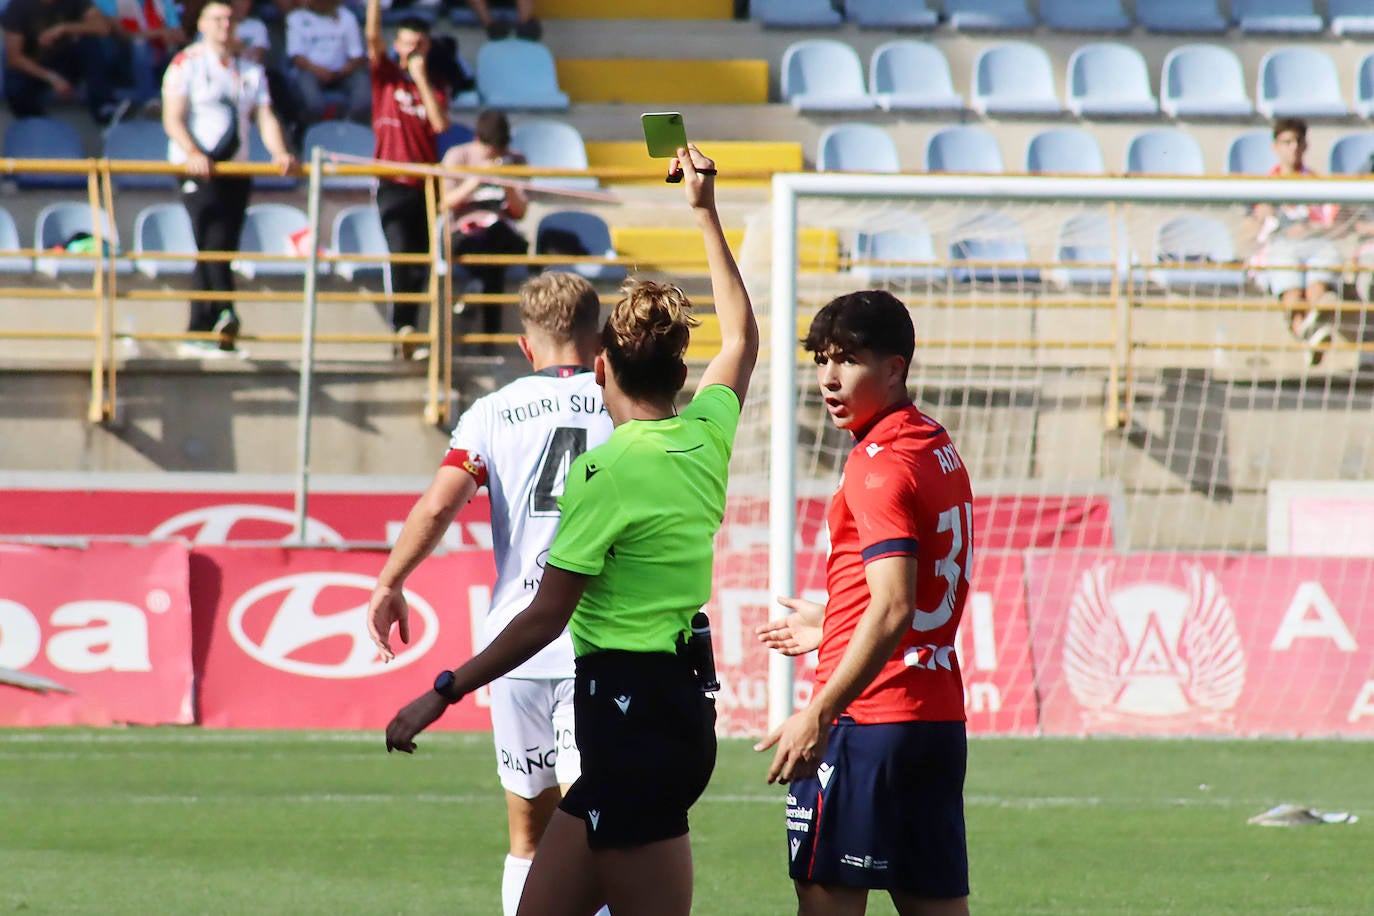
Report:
541,0,734,18
584,140,803,186
610,226,839,274
555,60,769,105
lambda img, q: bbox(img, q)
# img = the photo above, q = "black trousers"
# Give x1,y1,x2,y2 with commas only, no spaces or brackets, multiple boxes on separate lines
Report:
375,179,431,332
182,176,252,333
453,219,528,335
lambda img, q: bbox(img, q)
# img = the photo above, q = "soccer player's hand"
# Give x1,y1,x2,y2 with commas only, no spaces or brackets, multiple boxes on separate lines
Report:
755,596,824,656
672,143,716,212
367,584,410,662
755,705,829,785
385,689,448,753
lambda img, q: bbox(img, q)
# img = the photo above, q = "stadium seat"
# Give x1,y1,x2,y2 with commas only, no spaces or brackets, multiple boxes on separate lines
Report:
1160,45,1255,118
437,121,475,159
104,120,174,190
1066,43,1158,117
816,124,900,173
1328,132,1374,175
476,39,570,110
846,0,938,29
1050,213,1134,290
750,0,842,27
1256,48,1348,119
926,126,1004,174
3,116,85,190
1137,0,1227,32
1148,213,1243,292
1040,0,1131,32
0,205,31,272
851,225,946,285
247,125,300,191
1123,129,1206,175
781,40,874,113
509,119,598,191
132,203,197,279
945,0,1035,31
234,203,326,279
1329,0,1374,35
34,202,128,276
1025,128,1105,174
535,210,627,284
1226,129,1279,175
971,42,1062,115
1231,0,1323,33
330,204,390,284
948,210,1039,284
302,121,377,191
1355,52,1374,118
868,41,963,113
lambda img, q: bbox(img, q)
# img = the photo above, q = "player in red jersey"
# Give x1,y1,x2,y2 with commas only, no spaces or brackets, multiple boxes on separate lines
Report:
757,289,973,915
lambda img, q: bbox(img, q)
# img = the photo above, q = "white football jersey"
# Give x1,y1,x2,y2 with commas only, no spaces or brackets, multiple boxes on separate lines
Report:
448,367,612,678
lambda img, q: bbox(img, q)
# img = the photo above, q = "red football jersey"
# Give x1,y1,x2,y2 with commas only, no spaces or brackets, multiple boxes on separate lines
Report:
815,403,974,723
371,56,444,186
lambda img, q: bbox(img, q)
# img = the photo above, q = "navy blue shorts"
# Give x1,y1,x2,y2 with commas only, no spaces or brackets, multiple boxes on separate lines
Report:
786,718,968,898
559,650,716,849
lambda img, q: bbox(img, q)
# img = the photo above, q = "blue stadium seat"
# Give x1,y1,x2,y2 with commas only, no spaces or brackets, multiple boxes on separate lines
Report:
234,203,327,279
4,117,85,190
330,204,390,284
1040,0,1131,32
1066,43,1158,117
0,205,31,273
781,40,874,113
1138,0,1227,33
1226,129,1279,175
1256,48,1348,119
1161,44,1254,118
926,126,1004,174
817,124,900,173
1124,129,1206,175
247,125,300,191
751,0,843,27
1025,128,1105,175
971,42,1062,115
949,210,1039,284
437,121,475,159
1231,0,1323,33
1328,132,1374,175
133,203,197,279
476,39,569,110
1330,0,1374,35
302,121,377,191
510,119,598,191
34,202,128,276
851,225,946,285
104,120,174,191
1355,52,1374,118
868,41,963,113
1149,214,1243,293
945,0,1035,31
1050,213,1136,291
535,211,626,284
846,0,938,29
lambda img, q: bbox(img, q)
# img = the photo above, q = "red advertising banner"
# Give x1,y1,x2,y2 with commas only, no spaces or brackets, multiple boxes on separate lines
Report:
0,542,193,726
1026,553,1374,737
193,546,495,731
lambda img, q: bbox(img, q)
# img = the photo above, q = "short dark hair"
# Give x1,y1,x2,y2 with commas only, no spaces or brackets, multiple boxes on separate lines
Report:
475,109,511,149
395,15,431,35
802,290,915,369
1273,117,1308,142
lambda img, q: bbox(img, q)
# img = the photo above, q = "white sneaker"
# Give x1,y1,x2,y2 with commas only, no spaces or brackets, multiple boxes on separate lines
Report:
178,340,231,359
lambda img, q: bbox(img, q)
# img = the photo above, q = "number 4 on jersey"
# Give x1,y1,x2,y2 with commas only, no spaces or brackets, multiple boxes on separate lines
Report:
531,427,589,516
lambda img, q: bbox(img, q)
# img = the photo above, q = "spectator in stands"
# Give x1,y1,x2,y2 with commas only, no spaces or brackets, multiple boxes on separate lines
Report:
232,0,304,148
365,0,449,358
1,0,121,123
1252,118,1343,365
287,0,371,126
162,0,298,358
95,0,185,112
465,0,539,40
440,108,529,346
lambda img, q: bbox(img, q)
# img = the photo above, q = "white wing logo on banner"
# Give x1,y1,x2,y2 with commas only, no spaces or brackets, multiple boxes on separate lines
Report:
228,572,438,678
1064,563,1245,726
150,505,343,545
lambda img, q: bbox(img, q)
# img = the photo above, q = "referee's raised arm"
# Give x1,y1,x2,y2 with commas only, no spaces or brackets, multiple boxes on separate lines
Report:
675,144,760,405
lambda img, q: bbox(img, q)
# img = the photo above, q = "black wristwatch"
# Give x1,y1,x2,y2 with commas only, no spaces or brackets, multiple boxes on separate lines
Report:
433,669,464,705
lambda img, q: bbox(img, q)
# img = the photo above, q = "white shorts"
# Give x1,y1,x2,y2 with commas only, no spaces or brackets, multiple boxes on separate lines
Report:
1265,236,1342,296
489,676,580,798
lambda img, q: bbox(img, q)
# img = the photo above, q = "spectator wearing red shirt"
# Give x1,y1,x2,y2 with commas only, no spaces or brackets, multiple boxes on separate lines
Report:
757,290,973,916
366,0,448,354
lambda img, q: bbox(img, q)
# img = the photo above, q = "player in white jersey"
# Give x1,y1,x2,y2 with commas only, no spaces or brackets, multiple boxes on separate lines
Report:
367,271,613,916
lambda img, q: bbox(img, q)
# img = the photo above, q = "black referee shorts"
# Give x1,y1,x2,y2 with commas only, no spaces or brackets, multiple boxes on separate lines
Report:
559,650,717,849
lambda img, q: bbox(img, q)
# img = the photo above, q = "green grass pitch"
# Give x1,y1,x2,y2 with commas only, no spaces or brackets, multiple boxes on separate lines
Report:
2,729,1370,914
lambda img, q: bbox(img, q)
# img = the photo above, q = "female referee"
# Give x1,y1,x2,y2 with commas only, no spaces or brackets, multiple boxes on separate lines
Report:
381,143,758,916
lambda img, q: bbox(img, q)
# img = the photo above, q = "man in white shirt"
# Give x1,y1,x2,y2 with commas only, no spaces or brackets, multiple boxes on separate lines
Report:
286,0,369,125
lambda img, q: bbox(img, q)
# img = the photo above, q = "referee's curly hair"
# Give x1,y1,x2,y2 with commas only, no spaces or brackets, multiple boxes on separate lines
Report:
602,279,701,401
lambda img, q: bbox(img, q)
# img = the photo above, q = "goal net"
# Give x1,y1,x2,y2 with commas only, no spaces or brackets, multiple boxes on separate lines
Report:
708,173,1374,740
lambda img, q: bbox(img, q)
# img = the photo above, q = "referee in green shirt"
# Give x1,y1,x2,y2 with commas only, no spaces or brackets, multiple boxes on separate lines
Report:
383,144,759,916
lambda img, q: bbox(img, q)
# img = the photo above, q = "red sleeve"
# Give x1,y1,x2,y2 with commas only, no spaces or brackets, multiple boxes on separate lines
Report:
845,453,919,564
441,449,488,486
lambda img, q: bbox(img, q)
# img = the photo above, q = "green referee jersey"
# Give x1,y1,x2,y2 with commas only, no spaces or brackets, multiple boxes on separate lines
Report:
547,383,742,655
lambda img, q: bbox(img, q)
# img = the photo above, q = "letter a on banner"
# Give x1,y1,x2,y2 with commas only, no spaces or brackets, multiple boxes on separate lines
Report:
1270,582,1357,652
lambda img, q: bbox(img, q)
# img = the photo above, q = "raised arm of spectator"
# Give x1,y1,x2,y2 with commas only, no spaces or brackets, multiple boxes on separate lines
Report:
364,0,385,62
680,143,758,405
